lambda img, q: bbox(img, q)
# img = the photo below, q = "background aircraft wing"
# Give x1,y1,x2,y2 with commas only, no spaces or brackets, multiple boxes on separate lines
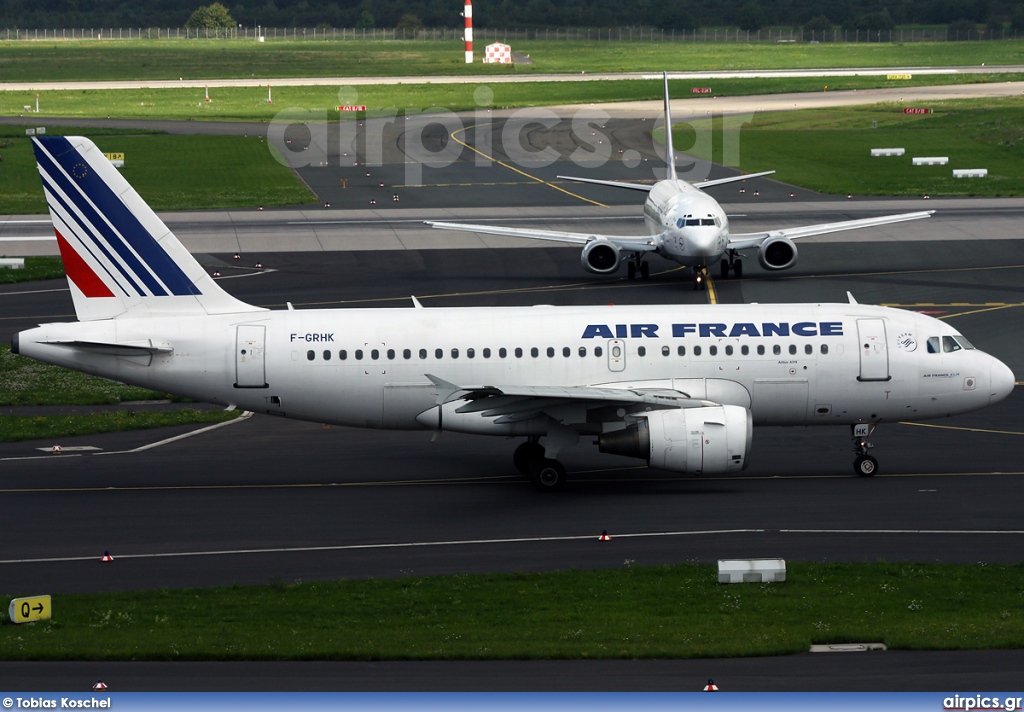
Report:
693,170,776,189
727,210,934,250
425,221,660,252
556,175,654,192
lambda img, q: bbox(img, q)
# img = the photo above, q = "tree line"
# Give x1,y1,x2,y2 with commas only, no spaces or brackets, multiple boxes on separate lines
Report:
1,0,1022,33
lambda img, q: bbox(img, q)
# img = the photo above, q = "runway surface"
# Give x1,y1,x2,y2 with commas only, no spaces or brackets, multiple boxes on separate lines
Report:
2,90,1023,690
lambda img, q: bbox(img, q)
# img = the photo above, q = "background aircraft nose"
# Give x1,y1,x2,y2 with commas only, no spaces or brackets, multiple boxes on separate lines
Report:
990,359,1016,404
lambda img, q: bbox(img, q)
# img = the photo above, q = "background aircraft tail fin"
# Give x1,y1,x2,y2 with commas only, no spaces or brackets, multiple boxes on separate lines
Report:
32,135,264,321
662,71,678,182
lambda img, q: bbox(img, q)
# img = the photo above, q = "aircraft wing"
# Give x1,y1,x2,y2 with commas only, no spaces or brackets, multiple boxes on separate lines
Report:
424,221,660,252
556,175,654,192
427,375,711,423
727,210,934,250
694,170,776,189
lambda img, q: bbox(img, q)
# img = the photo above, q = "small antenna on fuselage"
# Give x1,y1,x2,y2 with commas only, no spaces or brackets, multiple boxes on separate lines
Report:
662,71,677,182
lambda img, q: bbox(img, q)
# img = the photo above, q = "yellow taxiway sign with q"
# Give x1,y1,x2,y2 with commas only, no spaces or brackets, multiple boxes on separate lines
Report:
9,595,51,624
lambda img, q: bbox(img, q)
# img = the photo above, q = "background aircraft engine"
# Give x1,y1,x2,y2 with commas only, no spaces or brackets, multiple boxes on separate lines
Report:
598,405,752,474
581,239,622,274
758,235,798,271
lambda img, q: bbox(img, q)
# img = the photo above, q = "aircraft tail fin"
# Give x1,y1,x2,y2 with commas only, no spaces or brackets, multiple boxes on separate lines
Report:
662,71,677,182
32,136,264,321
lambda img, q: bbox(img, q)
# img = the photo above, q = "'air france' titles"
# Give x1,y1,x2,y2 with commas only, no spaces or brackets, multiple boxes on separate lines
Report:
581,322,845,339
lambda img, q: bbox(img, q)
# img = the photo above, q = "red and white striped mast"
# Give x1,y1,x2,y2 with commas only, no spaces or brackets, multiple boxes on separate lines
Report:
463,0,473,63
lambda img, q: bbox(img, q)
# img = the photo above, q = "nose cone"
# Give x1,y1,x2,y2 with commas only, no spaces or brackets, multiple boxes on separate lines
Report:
990,358,1016,405
688,229,718,258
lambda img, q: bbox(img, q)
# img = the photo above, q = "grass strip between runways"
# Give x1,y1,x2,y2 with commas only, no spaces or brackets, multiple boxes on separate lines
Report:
0,409,239,442
1,562,1022,660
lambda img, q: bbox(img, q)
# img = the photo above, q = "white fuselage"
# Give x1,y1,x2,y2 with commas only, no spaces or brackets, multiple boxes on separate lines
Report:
17,302,1014,435
643,181,729,269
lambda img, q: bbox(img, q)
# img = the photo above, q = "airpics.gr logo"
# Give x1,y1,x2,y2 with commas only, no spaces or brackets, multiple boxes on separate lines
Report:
943,695,1023,711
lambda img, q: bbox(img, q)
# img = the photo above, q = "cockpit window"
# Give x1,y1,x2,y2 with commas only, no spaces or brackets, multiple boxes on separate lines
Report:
714,216,722,227
927,337,940,354
676,218,685,228
942,336,962,353
686,218,701,226
701,218,715,226
953,335,975,350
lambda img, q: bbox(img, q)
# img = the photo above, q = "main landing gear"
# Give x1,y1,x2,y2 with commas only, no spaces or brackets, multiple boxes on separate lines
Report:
627,257,650,281
852,423,879,477
514,439,567,492
719,252,743,279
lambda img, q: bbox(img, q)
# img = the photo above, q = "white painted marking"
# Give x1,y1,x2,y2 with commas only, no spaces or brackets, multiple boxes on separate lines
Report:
35,446,102,452
0,288,69,296
95,410,253,454
2,528,1021,565
0,236,57,241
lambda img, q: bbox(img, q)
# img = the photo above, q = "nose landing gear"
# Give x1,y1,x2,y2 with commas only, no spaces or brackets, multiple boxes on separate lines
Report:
852,422,879,477
693,268,707,290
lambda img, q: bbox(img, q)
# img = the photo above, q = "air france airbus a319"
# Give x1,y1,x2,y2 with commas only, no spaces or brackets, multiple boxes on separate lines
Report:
14,136,1014,490
427,71,934,289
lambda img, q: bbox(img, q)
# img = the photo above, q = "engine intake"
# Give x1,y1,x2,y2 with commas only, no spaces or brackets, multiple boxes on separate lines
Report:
581,239,622,274
758,235,798,271
599,405,752,474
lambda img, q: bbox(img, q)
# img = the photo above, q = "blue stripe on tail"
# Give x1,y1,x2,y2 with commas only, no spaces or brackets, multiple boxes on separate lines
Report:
34,137,201,297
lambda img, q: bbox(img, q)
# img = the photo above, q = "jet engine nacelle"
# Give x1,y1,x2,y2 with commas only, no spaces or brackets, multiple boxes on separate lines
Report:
758,235,798,271
598,405,752,474
581,239,622,274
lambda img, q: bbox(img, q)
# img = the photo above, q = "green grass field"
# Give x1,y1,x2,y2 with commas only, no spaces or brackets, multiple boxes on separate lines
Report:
0,126,313,213
0,256,64,283
4,73,1023,123
678,97,1024,196
0,409,239,442
1,39,1024,81
2,562,1022,660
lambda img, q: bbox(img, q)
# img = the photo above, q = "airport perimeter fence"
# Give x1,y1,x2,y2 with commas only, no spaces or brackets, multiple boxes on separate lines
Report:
0,26,1020,43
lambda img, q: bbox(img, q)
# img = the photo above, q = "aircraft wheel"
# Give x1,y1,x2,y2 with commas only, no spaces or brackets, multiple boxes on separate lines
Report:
627,262,637,280
640,262,650,280
854,455,879,477
513,441,545,476
733,260,743,278
720,261,730,278
530,459,567,492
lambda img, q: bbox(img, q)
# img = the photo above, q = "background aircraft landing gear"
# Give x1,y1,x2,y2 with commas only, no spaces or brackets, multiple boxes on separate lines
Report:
720,252,743,279
852,423,879,477
627,258,649,281
529,458,567,492
513,439,544,476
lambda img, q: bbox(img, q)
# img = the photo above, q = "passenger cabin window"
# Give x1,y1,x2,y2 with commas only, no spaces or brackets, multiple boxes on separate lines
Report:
386,349,395,360
435,348,443,359
725,345,733,356
579,347,587,357
515,348,523,358
467,348,475,359
355,349,364,360
821,345,829,355
483,348,491,358
306,350,315,361
451,348,459,359
773,345,781,356
594,346,603,357
531,347,539,358
677,345,686,356
789,345,797,355
419,349,427,359
562,347,570,358
403,349,411,360
499,348,507,358
757,345,765,355
547,347,555,358
709,345,718,356
323,350,331,361
662,346,670,356
637,346,646,357
340,350,348,360
741,345,749,355
805,344,813,355
694,345,702,356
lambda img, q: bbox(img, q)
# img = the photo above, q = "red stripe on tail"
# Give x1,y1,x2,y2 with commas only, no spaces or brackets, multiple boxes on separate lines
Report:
55,229,115,298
